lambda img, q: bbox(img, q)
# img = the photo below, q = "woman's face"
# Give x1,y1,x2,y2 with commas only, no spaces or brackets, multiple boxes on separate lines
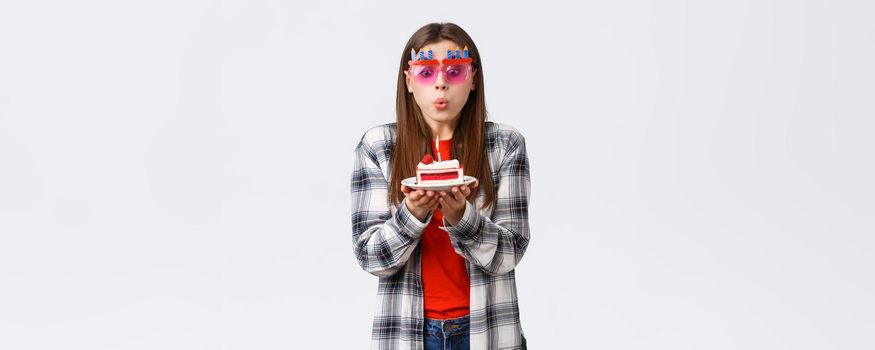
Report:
404,39,476,125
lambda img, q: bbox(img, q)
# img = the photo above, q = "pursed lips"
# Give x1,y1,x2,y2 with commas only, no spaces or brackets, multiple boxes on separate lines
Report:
433,97,448,110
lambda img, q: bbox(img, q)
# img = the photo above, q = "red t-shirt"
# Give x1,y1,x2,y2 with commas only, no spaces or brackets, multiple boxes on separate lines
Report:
421,138,470,319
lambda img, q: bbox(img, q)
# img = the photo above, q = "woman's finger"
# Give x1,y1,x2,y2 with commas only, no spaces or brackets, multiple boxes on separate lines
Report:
406,191,419,201
417,191,435,204
450,187,464,201
438,196,450,208
439,191,451,202
446,191,455,202
461,185,471,196
408,189,426,201
429,195,441,207
440,191,457,206
440,195,459,210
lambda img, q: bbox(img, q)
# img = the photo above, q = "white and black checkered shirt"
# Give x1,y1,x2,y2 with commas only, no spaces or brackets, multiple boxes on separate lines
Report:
350,121,531,349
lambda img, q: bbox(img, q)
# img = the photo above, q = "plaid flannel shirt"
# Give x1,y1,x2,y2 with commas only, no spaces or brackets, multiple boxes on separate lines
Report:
350,121,531,349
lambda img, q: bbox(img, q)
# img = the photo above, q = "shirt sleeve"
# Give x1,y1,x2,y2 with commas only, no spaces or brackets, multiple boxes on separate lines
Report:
350,135,433,278
441,130,531,276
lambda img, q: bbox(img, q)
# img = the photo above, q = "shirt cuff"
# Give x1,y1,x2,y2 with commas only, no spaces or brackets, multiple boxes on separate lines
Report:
442,200,481,242
397,199,432,238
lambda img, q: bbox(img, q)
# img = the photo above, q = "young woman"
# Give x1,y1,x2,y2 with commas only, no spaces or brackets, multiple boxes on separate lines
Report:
350,22,531,350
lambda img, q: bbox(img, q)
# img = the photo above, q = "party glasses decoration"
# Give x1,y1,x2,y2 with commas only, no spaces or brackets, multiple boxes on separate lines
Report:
408,63,473,85
408,46,474,85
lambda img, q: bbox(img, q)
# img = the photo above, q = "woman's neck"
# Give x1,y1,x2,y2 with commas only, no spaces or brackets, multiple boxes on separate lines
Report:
425,117,458,140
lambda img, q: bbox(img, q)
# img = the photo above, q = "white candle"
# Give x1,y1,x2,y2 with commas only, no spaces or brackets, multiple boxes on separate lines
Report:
435,136,441,162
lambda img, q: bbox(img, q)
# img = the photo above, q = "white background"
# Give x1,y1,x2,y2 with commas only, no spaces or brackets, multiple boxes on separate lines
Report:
1,1,873,349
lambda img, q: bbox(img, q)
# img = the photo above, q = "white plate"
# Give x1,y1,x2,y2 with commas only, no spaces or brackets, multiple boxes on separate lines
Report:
401,176,478,191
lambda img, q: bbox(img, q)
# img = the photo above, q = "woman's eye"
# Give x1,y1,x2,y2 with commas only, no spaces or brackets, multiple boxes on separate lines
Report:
446,65,465,77
418,69,434,77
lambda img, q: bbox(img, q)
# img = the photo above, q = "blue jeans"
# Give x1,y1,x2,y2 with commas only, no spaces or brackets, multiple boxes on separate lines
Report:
424,315,470,350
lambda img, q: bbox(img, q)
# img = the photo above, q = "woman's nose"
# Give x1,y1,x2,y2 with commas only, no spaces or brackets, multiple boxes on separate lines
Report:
433,72,448,91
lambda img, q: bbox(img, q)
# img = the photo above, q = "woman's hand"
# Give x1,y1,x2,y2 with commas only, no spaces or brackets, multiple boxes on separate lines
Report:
438,182,478,226
401,184,440,222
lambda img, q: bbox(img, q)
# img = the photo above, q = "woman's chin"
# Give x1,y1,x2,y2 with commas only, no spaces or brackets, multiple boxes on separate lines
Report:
428,107,458,119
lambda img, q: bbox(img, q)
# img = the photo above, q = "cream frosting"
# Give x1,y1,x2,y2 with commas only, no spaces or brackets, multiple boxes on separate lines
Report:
417,159,460,169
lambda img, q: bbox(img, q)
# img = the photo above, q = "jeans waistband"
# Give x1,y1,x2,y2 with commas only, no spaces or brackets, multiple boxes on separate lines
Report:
424,315,470,337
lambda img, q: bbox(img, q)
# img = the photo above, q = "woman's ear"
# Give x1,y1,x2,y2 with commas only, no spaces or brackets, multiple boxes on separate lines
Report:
403,71,412,93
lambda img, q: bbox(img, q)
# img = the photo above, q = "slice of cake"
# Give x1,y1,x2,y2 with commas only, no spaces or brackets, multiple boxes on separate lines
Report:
416,154,464,186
